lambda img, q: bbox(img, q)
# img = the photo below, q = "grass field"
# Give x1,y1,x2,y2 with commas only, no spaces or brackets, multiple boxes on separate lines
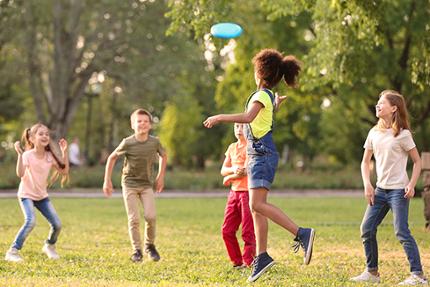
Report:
0,196,428,286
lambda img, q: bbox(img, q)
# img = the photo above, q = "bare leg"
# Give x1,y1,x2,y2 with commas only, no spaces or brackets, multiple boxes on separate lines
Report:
249,187,299,254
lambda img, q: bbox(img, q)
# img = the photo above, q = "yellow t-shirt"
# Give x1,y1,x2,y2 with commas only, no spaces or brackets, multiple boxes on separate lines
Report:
246,90,274,139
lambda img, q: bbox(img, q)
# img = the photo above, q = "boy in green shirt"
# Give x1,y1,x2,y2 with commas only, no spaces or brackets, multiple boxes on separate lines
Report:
103,109,167,262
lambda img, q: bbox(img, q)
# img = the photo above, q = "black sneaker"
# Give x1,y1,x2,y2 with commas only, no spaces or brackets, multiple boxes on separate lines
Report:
144,244,160,262
130,249,143,262
247,252,275,282
293,227,315,265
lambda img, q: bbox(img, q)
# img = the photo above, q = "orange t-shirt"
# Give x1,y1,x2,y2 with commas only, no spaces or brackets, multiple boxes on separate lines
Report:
224,142,248,191
17,150,54,200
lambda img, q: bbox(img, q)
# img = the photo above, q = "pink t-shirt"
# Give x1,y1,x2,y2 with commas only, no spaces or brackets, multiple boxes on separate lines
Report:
18,150,54,200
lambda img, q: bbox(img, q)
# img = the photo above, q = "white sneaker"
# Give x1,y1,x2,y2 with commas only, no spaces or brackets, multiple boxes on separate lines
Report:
42,243,60,260
399,274,429,286
350,270,381,283
5,247,23,262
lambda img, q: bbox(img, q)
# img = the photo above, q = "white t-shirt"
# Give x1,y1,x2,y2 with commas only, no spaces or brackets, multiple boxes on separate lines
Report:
69,142,81,165
364,127,416,189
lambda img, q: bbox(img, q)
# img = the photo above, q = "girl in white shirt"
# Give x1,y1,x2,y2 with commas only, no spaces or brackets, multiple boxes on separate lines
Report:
351,90,427,285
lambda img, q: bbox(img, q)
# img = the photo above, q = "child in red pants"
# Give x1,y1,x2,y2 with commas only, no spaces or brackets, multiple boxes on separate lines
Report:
221,123,256,268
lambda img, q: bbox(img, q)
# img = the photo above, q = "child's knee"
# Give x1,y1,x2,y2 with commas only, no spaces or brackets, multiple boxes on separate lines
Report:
128,216,140,227
249,201,263,213
24,218,36,230
144,214,156,224
222,226,236,238
53,220,62,231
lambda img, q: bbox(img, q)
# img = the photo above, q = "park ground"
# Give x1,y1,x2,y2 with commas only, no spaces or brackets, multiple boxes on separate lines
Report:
0,194,429,287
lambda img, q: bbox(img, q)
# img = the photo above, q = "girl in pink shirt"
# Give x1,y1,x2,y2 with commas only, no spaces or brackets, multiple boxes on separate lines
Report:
5,123,69,262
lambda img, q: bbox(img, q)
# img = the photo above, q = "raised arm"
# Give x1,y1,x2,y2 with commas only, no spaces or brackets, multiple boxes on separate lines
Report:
274,92,287,112
14,141,25,178
57,138,69,175
203,102,263,128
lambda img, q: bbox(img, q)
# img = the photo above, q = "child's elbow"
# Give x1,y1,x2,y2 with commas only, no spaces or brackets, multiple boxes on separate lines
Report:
243,114,253,123
108,153,118,162
160,153,167,161
415,158,422,169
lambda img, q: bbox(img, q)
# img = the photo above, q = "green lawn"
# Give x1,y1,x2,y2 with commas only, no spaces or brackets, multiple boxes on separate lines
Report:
0,196,428,286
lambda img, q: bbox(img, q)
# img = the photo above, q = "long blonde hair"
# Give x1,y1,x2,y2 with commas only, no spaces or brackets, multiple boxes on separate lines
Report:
21,123,69,187
376,90,411,137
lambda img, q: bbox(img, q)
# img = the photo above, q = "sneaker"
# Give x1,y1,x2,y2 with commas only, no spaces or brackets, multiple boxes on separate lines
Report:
42,243,60,260
130,249,143,262
5,247,23,262
399,274,429,285
247,252,275,282
293,227,315,265
144,244,160,262
350,270,381,283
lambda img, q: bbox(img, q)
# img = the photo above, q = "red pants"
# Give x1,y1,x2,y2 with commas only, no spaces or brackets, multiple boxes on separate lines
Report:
222,190,256,266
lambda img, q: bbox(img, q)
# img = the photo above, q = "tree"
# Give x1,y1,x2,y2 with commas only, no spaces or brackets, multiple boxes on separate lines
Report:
261,0,430,152
168,0,325,165
0,0,204,140
167,0,430,163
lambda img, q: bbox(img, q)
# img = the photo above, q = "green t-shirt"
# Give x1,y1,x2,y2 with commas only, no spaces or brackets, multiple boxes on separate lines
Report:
115,135,166,188
246,90,274,139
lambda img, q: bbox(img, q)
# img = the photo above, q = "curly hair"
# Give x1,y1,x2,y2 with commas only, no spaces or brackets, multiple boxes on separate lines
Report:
252,48,301,89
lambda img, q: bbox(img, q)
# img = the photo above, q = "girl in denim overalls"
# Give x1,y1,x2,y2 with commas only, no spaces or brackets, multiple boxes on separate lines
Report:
204,49,315,282
351,90,427,285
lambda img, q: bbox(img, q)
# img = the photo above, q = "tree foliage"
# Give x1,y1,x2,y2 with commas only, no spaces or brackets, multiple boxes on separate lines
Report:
167,0,430,163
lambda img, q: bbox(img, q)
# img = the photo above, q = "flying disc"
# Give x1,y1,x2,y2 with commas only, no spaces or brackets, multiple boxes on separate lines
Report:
210,23,243,39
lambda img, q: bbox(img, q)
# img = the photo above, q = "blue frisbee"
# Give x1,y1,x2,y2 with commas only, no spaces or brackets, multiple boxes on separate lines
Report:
210,22,243,39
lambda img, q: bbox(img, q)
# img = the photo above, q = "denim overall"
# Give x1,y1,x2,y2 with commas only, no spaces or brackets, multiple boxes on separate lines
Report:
244,89,279,190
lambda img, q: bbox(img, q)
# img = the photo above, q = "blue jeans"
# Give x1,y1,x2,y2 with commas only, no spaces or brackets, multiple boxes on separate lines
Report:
12,197,62,250
360,187,423,274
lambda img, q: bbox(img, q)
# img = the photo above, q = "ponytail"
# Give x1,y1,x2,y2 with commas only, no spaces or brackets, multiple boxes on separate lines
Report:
46,142,69,187
21,128,33,150
253,48,302,89
282,55,301,87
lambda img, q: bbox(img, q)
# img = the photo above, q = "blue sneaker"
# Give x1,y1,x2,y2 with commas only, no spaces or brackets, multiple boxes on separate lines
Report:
247,252,275,282
293,227,315,265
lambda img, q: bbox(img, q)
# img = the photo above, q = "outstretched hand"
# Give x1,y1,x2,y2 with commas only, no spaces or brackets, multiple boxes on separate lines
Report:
14,141,23,155
274,92,287,110
58,138,68,153
203,115,220,128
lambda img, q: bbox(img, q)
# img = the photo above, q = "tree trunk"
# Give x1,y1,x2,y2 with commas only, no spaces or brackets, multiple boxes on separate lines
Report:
24,1,96,139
